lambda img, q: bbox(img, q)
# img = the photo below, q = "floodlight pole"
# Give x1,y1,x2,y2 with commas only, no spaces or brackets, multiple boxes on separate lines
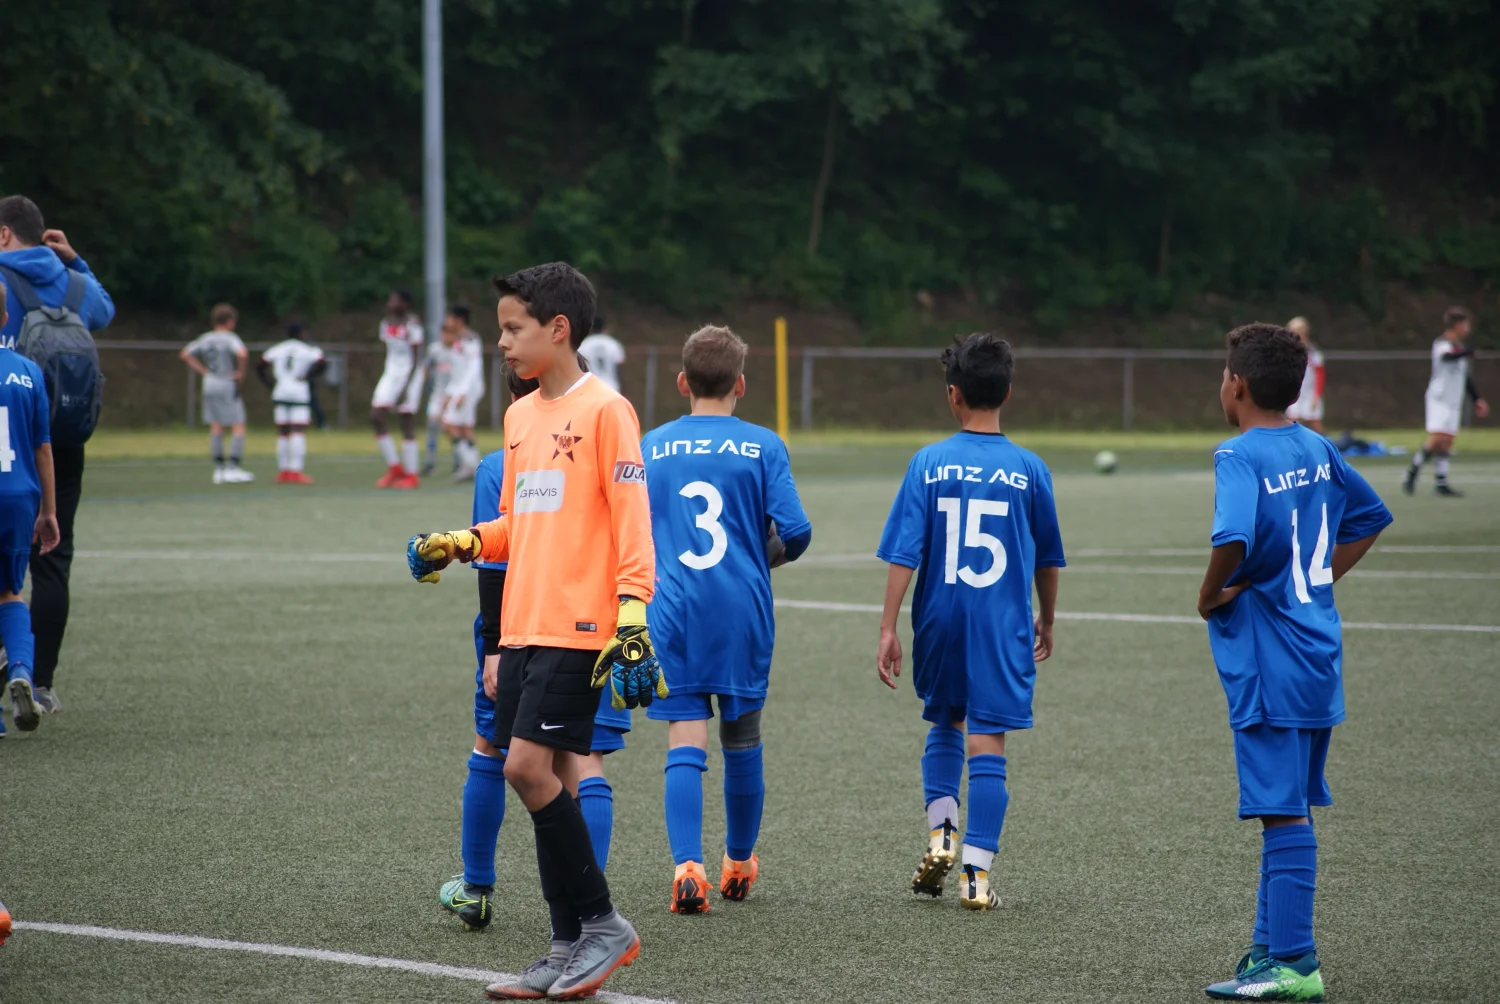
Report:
422,0,446,345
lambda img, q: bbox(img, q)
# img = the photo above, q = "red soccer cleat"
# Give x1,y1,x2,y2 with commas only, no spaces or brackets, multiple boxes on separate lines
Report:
390,473,421,490
285,471,315,485
274,470,294,484
375,464,405,488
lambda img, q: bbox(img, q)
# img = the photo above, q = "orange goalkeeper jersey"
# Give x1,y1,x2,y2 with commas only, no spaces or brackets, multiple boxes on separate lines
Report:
472,374,654,649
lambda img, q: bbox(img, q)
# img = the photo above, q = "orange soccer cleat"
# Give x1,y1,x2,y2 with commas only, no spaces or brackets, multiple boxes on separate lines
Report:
719,853,759,902
0,898,11,946
670,861,710,914
375,464,405,488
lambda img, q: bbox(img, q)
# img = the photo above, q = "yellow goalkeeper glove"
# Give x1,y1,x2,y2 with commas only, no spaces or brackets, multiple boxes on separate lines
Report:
591,597,669,710
408,529,483,584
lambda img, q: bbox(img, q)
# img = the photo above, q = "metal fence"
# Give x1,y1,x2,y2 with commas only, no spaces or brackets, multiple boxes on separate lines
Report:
98,340,1485,432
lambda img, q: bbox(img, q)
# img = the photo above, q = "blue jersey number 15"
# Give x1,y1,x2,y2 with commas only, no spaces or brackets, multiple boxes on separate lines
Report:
937,498,1008,587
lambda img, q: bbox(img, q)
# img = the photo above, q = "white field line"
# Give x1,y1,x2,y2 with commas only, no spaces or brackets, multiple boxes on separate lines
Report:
772,598,1500,633
13,921,675,1004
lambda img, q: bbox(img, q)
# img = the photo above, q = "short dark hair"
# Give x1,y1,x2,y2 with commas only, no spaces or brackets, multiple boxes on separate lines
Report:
1225,323,1307,411
1444,305,1470,329
942,332,1013,410
492,262,596,350
0,196,45,246
286,322,306,339
449,303,470,323
392,287,414,307
682,325,746,398
593,311,607,332
211,303,237,327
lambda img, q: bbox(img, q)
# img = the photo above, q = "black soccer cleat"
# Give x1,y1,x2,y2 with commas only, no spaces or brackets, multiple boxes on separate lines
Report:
438,876,494,930
1401,466,1418,495
1434,483,1464,497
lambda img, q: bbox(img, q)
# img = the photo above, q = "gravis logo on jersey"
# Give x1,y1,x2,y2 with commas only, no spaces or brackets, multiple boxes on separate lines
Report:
649,439,762,460
514,469,565,513
4,373,33,388
924,465,1029,489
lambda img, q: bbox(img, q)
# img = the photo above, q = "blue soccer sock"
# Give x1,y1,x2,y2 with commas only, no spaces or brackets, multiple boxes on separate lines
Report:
1253,850,1271,946
722,744,765,862
922,724,965,827
664,745,708,865
1263,823,1318,960
961,754,1009,870
577,775,615,872
0,600,35,684
461,750,507,888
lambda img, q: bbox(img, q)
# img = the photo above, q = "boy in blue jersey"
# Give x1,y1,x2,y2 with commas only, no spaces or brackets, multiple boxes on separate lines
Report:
876,333,1064,910
0,286,60,735
642,325,811,913
1197,323,1392,1001
438,366,632,931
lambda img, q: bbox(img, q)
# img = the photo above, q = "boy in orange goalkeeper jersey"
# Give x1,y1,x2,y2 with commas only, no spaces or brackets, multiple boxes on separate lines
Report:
409,262,662,1001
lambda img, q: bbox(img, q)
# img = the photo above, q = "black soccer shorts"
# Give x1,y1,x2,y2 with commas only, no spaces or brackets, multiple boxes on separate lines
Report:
495,645,602,754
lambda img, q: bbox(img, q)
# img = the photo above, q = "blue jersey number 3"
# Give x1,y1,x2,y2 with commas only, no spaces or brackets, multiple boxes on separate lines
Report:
937,497,1008,587
678,481,728,570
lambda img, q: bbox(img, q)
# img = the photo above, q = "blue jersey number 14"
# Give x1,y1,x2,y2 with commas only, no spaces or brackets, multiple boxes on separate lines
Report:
0,406,14,473
937,497,1008,587
1290,503,1333,604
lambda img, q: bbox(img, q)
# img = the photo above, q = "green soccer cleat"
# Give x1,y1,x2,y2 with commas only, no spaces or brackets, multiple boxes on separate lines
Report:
911,819,958,897
438,875,493,931
1236,944,1269,975
1206,953,1324,1001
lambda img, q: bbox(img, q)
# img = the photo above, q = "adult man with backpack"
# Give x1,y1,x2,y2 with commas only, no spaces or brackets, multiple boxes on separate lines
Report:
0,195,113,716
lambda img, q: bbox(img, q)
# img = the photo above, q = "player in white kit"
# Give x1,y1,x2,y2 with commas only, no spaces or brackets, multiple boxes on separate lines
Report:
371,288,425,489
421,330,454,476
1404,306,1490,497
1284,316,1325,434
180,303,253,483
437,304,485,481
578,313,626,393
258,323,326,485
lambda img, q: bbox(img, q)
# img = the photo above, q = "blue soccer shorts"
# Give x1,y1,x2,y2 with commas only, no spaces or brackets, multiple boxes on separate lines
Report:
473,659,628,755
647,692,765,723
1233,723,1333,819
0,497,37,595
921,702,1026,735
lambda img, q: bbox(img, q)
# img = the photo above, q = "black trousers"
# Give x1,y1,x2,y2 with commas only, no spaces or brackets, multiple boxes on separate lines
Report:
30,442,84,688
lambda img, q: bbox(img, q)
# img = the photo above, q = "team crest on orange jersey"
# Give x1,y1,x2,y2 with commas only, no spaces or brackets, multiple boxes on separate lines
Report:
551,421,583,461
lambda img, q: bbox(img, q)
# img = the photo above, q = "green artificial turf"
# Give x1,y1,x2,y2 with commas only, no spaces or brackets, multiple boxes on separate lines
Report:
1,442,1495,1003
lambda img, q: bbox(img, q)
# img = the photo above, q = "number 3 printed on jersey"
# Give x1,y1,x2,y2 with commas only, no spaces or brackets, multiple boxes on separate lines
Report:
937,497,1008,587
678,481,728,570
1290,503,1333,603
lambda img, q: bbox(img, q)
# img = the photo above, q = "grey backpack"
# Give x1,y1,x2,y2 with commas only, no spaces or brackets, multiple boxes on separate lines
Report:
0,266,104,447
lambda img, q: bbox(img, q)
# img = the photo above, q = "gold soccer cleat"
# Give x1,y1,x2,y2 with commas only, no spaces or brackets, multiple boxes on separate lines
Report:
911,819,958,897
959,864,1001,911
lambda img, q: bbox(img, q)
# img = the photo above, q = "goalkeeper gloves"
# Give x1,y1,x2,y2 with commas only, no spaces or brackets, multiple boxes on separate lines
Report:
406,529,483,584
592,597,669,710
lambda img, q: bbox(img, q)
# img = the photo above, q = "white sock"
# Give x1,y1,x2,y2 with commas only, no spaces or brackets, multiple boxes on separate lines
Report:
276,436,291,472
463,440,479,466
290,432,307,472
377,434,398,467
401,439,419,475
926,796,959,830
962,843,994,872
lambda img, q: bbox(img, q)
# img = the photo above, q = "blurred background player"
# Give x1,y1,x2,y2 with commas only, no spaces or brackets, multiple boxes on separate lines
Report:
577,313,625,394
257,324,325,485
438,365,631,932
875,333,1065,911
0,282,60,736
1404,306,1489,497
1284,317,1325,435
421,315,454,477
438,304,485,481
641,324,811,914
371,288,424,489
1196,323,1392,1001
180,303,253,483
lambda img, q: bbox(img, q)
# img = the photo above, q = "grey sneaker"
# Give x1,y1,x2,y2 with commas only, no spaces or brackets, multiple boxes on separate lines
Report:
8,678,39,732
484,942,571,1000
547,911,640,1000
33,686,60,714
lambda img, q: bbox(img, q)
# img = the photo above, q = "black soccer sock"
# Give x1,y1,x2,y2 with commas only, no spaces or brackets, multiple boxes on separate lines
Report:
535,825,582,943
1410,448,1428,470
531,788,613,922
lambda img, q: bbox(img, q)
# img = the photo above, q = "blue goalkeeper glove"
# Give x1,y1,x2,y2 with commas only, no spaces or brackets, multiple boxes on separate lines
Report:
591,597,668,710
407,529,483,584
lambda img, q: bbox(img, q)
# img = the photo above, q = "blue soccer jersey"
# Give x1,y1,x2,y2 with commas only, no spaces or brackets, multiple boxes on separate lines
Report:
471,448,507,571
1207,424,1393,731
876,432,1065,730
642,415,810,700
0,348,50,501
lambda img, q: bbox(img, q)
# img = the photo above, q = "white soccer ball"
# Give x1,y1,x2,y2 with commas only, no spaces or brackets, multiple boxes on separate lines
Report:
1093,450,1118,475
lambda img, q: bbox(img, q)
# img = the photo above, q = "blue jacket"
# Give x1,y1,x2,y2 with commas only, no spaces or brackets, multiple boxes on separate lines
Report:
0,247,115,348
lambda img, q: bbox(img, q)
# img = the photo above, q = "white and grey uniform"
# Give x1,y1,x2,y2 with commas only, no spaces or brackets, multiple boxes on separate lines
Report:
1425,337,1471,435
371,317,425,412
440,332,485,428
185,330,246,425
577,332,626,393
1286,347,1324,422
263,339,326,426
424,341,453,420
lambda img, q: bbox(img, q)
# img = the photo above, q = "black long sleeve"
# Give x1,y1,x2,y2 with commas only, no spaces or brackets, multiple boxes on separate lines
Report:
477,567,504,655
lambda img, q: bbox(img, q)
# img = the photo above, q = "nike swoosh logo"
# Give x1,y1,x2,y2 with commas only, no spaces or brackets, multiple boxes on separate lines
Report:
540,723,564,730
509,442,522,450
